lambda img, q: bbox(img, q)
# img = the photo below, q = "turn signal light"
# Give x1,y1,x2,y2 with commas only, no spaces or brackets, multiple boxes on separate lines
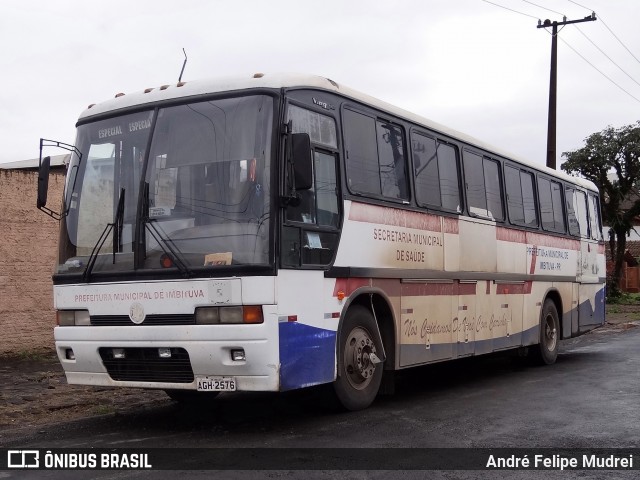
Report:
243,306,263,324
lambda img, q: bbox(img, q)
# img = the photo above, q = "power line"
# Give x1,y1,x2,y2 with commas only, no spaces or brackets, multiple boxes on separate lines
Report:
599,17,640,66
566,0,640,66
521,0,565,18
574,26,640,89
566,0,592,12
480,0,540,20
559,36,640,104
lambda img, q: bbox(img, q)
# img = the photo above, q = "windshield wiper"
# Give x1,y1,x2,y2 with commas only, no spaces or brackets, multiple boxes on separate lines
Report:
82,188,125,281
140,182,192,277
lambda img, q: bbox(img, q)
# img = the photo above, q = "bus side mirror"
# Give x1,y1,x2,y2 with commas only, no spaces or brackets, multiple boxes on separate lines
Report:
37,155,62,220
292,133,313,190
37,156,51,209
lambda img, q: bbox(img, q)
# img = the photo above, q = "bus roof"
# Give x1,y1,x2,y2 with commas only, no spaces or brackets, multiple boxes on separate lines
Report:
78,72,597,192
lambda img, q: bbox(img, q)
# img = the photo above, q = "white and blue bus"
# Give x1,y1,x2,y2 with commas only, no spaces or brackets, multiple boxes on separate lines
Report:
38,73,605,410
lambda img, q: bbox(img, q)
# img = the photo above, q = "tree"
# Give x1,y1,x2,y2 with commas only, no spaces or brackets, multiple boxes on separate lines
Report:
562,121,640,296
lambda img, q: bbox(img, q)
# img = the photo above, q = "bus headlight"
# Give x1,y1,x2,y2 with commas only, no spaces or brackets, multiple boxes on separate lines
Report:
195,307,220,324
57,310,91,326
195,306,263,324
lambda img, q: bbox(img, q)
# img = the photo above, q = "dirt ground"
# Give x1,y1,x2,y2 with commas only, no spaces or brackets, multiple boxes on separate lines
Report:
0,307,638,432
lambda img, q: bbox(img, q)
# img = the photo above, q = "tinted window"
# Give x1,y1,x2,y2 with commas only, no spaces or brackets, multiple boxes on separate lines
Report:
521,171,537,227
505,165,524,224
464,151,503,220
464,151,486,215
344,109,379,195
413,133,461,212
344,109,409,201
588,194,603,241
566,187,578,235
377,120,408,200
506,165,537,227
551,181,565,232
438,144,461,212
484,159,504,221
413,134,440,206
565,187,587,237
539,177,565,233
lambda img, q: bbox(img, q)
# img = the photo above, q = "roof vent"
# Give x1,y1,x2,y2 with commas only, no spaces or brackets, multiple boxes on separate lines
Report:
144,88,154,93
253,73,264,78
115,92,125,98
177,81,186,87
160,85,170,90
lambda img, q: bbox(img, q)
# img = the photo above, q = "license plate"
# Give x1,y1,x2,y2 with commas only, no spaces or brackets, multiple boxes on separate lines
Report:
196,376,236,392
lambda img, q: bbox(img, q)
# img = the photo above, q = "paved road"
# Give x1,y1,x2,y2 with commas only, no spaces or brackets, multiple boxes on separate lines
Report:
2,325,639,479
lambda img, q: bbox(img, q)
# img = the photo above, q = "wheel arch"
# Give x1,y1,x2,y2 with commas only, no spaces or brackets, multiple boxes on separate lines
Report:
543,288,564,339
337,287,397,372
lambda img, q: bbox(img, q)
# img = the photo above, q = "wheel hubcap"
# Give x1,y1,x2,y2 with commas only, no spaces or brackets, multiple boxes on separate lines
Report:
344,327,378,390
544,314,557,351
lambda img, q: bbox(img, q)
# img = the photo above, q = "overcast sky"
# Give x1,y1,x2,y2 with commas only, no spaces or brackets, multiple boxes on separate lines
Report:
1,0,639,168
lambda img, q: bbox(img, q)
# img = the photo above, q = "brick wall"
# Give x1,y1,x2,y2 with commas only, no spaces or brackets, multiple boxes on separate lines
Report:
0,169,65,356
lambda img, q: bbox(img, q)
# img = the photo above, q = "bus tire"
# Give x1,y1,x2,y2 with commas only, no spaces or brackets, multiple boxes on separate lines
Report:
164,389,220,403
532,299,560,365
333,305,384,411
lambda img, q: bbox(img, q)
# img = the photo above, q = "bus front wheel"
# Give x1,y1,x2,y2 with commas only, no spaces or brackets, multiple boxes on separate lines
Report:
333,305,384,411
532,299,560,365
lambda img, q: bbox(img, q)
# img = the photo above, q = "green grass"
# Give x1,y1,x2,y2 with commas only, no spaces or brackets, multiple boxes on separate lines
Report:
12,350,53,361
93,405,115,415
607,292,640,305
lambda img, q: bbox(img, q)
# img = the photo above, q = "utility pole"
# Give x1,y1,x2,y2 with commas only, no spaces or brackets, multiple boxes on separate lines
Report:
538,13,596,169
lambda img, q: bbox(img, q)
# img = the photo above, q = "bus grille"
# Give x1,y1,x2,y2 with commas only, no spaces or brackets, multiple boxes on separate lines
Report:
99,347,194,383
91,315,195,326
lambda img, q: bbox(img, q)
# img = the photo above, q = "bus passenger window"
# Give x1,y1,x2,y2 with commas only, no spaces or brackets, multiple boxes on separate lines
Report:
344,108,409,201
463,152,503,220
588,194,603,241
506,166,537,227
413,133,461,213
376,121,408,200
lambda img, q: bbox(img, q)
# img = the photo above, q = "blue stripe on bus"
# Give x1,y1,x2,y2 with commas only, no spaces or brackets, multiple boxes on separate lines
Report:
576,286,606,333
279,322,336,391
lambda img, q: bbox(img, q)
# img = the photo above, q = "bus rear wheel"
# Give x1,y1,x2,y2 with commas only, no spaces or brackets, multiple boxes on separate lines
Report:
333,305,383,411
531,299,560,365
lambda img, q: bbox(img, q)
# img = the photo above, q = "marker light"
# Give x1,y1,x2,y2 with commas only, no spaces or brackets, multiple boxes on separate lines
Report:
160,254,174,268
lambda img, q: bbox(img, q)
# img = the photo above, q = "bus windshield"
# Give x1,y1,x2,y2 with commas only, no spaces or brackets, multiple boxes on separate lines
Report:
57,95,273,276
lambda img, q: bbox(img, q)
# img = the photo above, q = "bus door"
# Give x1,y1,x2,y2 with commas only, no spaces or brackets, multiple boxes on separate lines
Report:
568,189,603,331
